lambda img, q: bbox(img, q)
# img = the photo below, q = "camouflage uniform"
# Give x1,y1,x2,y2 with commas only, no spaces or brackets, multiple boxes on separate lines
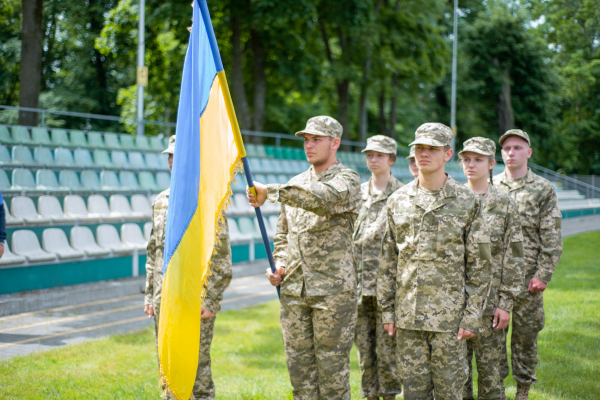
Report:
270,116,361,400
459,137,525,400
145,135,233,400
494,165,562,386
353,135,403,399
378,123,492,400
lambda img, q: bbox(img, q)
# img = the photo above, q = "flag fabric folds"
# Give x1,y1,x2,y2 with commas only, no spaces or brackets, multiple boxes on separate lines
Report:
158,1,241,398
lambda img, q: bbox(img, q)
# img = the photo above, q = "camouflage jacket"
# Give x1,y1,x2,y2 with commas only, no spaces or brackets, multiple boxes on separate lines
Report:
269,160,361,297
353,176,404,296
493,169,563,284
377,175,492,333
145,188,233,313
477,184,525,315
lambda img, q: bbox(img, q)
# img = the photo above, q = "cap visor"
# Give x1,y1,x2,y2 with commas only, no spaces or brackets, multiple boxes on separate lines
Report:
361,146,395,154
499,133,529,146
408,138,447,147
162,148,174,154
458,147,492,157
295,129,330,138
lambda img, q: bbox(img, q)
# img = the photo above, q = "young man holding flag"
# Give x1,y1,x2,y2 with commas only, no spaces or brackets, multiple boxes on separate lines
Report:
247,116,361,400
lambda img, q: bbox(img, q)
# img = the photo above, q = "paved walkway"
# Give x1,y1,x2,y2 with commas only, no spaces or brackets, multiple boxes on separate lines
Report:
0,260,276,360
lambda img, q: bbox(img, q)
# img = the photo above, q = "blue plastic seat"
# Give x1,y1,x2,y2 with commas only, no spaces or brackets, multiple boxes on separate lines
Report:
69,130,88,148
34,147,55,166
59,170,84,191
100,171,121,189
119,171,139,189
119,135,136,151
74,148,94,167
0,125,16,144
135,135,150,151
55,147,75,166
12,145,37,166
93,150,113,168
50,129,70,147
12,169,37,189
103,133,121,150
81,171,102,190
128,152,146,169
0,145,12,164
111,150,130,168
32,127,51,146
37,169,68,192
87,132,105,149
11,126,35,145
156,172,170,190
150,136,165,152
144,153,161,169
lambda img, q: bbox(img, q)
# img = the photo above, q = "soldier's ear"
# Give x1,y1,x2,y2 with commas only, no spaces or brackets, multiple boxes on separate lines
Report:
444,148,453,162
331,137,341,150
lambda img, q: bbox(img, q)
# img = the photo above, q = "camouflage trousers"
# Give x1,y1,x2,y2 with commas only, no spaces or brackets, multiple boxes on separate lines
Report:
396,329,468,400
500,285,545,385
463,316,504,400
154,308,217,400
354,295,402,398
280,289,357,400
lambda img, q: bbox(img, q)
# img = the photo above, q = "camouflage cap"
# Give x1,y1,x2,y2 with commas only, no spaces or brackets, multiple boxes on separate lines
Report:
162,135,176,154
295,116,343,139
409,123,453,147
361,135,398,155
499,129,530,146
405,145,415,160
459,137,496,157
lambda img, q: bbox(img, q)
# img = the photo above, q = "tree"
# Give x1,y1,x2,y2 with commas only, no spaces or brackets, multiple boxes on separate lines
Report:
18,0,44,125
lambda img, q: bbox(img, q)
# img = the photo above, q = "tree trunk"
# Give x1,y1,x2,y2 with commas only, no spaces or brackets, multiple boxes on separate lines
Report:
18,0,44,126
251,29,266,143
337,79,350,150
497,66,514,136
387,74,398,138
231,16,252,130
358,55,371,143
378,89,387,136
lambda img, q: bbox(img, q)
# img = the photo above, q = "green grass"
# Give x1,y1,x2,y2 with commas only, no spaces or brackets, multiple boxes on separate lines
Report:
1,231,599,399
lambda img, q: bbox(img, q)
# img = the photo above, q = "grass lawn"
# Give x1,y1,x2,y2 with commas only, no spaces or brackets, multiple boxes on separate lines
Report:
1,231,599,399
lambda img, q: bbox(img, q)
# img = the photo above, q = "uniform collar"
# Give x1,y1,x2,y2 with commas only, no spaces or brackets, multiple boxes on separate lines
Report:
365,175,402,202
309,159,344,180
498,167,534,190
407,174,458,200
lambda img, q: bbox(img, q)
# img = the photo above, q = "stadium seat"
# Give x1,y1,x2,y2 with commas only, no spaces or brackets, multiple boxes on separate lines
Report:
163,137,170,148
254,217,275,239
103,133,121,150
266,174,278,184
93,149,113,168
11,196,50,224
0,241,26,265
121,223,147,250
4,203,23,226
11,126,34,145
70,226,111,257
111,150,129,169
231,175,246,193
135,135,150,151
38,195,77,223
81,171,102,191
156,172,170,189
64,195,101,222
12,145,37,166
150,136,164,152
110,194,144,220
59,170,85,192
0,145,12,165
50,129,70,147
32,127,51,146
69,130,88,148
36,169,69,192
131,194,151,218
228,218,253,244
87,132,105,149
12,230,56,262
233,193,253,216
100,171,121,189
119,171,139,190
34,146,54,166
246,144,259,158
0,170,11,190
238,217,261,240
249,158,262,173
255,145,268,158
120,135,136,151
88,194,123,221
144,153,161,170
0,125,16,144
143,222,152,241
55,147,75,166
160,153,170,170
74,148,94,167
148,193,158,204
254,174,267,183
138,172,158,191
277,174,289,184
128,152,146,169
96,224,134,254
12,169,37,189
42,228,85,259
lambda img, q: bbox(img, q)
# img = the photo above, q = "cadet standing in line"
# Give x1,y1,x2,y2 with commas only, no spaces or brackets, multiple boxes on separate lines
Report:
144,135,233,400
493,130,562,400
378,123,492,400
458,138,525,400
353,135,404,400
247,116,361,400
406,146,419,180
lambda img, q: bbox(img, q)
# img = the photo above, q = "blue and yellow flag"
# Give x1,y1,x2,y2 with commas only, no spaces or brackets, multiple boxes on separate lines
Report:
158,1,243,398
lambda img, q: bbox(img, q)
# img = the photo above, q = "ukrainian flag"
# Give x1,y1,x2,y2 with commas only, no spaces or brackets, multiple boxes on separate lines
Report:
158,1,244,398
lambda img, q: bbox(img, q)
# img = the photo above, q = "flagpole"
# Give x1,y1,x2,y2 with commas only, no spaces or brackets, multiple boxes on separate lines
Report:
198,0,280,298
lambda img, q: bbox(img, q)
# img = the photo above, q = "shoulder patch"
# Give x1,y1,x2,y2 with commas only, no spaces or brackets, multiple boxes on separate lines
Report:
329,178,348,192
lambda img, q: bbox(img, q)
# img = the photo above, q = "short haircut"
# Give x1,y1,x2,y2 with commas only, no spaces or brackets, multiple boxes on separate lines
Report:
444,145,451,152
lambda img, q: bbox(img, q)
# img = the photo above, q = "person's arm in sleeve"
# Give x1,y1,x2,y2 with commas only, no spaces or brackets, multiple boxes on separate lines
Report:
534,187,563,284
460,199,492,333
272,204,289,271
144,206,156,307
497,197,525,312
266,169,361,216
203,217,233,314
377,205,398,325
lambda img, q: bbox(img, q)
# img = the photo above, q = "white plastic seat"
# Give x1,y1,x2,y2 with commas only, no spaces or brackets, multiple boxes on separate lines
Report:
88,194,124,222
42,228,85,260
110,194,144,220
38,195,77,223
63,195,101,222
121,223,147,250
4,203,24,226
233,193,253,216
148,193,158,205
96,224,134,254
70,226,111,257
228,218,253,245
12,230,57,262
131,194,152,218
143,222,152,241
11,196,52,224
0,241,26,265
